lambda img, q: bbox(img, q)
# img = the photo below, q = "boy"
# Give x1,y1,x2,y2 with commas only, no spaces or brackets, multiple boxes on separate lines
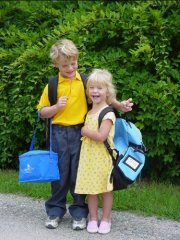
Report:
37,39,133,230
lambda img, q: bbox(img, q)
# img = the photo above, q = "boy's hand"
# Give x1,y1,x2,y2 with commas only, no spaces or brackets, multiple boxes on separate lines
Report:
56,96,68,109
120,98,133,112
111,98,133,112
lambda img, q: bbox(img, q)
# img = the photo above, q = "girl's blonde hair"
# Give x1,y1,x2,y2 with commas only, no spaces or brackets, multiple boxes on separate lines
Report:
50,39,78,67
86,69,117,104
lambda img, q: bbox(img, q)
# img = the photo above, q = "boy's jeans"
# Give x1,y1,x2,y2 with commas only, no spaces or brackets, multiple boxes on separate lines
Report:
45,124,88,220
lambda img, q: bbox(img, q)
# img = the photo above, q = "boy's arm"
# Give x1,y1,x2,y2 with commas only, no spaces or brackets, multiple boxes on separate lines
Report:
39,96,68,118
39,105,59,118
81,119,113,142
111,98,133,112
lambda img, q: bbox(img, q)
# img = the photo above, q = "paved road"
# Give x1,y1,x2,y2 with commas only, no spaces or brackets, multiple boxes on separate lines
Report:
0,193,179,240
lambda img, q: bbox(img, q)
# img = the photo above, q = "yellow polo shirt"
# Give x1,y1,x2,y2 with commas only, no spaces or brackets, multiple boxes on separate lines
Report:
37,71,87,125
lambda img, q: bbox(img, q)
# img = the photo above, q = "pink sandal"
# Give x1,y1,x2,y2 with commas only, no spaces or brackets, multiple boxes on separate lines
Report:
98,221,111,234
87,220,98,233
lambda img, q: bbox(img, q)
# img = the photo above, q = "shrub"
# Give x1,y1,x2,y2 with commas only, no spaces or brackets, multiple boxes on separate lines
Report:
0,1,179,181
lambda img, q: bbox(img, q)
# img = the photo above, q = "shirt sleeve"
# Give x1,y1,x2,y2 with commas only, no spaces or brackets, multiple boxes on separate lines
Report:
102,112,116,124
36,84,50,110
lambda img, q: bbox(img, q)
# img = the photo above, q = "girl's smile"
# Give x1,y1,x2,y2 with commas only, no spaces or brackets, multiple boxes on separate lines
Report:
89,85,108,104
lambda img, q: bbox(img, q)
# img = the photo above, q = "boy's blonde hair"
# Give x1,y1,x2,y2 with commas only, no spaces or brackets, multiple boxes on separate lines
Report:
86,69,117,104
50,39,78,67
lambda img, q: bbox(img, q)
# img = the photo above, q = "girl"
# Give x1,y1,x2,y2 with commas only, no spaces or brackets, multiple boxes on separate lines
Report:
75,69,117,234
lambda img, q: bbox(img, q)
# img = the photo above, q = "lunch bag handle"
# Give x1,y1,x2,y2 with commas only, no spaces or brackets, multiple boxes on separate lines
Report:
29,117,53,157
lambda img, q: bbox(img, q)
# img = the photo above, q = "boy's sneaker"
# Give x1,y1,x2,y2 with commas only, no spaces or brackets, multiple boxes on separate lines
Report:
45,215,60,229
72,218,86,230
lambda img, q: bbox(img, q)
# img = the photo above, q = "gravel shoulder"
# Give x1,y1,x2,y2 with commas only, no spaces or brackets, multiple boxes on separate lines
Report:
0,193,179,240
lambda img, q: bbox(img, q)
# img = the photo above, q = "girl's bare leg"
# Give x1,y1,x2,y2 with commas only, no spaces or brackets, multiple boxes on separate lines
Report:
87,194,98,220
101,191,112,221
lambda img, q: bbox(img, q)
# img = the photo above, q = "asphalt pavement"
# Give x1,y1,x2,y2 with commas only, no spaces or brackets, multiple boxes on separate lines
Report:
0,193,179,240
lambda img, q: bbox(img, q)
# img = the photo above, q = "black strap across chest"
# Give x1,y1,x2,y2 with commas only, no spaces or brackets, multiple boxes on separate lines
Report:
48,73,88,106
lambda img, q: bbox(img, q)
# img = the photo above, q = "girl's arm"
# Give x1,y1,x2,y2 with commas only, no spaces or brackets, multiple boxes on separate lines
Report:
111,98,133,112
81,119,113,142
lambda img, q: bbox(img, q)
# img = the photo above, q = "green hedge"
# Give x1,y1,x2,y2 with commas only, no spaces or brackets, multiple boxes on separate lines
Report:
0,1,179,181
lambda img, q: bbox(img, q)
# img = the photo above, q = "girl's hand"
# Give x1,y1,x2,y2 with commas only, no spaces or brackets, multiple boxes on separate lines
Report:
81,125,88,136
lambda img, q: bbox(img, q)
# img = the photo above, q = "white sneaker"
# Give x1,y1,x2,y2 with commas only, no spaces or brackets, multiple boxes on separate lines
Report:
45,216,60,229
72,218,87,230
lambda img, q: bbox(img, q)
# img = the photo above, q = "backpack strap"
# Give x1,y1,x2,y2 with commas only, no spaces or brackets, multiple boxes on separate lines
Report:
98,106,114,126
80,73,88,89
98,106,119,164
98,106,120,126
48,75,58,106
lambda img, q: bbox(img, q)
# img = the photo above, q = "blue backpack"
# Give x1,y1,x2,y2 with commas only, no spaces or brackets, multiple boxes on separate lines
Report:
98,107,146,191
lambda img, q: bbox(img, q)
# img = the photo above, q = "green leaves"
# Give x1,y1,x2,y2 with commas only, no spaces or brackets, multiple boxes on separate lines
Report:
0,0,179,181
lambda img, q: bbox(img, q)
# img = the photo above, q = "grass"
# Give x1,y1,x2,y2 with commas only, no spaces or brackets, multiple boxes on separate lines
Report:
0,170,179,221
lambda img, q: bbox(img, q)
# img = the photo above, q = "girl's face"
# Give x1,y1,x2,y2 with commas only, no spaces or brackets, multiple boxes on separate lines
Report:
58,57,78,79
88,83,108,105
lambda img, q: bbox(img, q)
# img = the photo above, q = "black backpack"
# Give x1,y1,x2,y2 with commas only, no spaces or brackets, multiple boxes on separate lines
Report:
45,73,88,145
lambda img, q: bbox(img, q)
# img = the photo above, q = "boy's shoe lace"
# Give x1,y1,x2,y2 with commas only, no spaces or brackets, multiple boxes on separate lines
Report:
72,218,87,230
45,215,60,229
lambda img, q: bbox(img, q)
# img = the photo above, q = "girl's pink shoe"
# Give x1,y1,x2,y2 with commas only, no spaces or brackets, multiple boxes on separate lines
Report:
98,221,111,234
87,220,98,233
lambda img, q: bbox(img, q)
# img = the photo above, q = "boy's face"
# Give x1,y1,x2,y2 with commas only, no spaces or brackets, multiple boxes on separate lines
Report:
58,57,78,79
